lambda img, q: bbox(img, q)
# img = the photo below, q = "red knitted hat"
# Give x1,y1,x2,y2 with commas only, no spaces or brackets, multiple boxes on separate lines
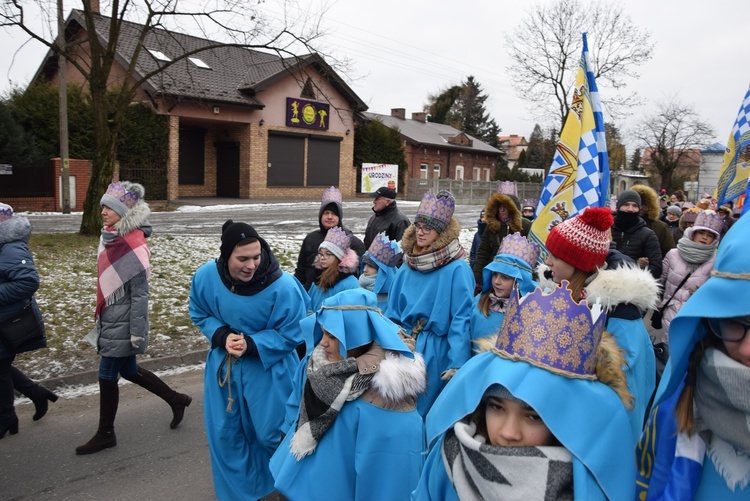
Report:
545,207,614,272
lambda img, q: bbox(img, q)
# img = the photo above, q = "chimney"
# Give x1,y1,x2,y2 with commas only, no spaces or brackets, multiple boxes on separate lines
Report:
411,112,427,123
391,108,405,119
90,0,100,13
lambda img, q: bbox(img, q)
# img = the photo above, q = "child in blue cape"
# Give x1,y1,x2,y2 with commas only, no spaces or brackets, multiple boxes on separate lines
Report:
637,213,750,500
470,232,539,343
415,284,635,501
308,226,360,313
271,289,426,501
358,233,402,314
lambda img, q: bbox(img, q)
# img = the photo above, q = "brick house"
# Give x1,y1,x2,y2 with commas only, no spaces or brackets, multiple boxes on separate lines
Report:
363,109,503,186
497,134,528,170
31,8,367,201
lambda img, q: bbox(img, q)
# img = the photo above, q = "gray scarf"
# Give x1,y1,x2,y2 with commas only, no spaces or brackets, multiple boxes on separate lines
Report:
290,345,372,459
695,347,750,490
358,273,377,291
442,420,573,500
677,234,716,270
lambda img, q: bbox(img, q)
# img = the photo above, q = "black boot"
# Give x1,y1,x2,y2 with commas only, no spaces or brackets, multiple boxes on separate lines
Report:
10,366,59,421
75,379,118,455
0,357,19,439
125,367,192,429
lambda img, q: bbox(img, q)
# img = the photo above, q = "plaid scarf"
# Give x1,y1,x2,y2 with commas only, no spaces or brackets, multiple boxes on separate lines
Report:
404,238,465,273
96,227,150,319
442,420,573,501
290,345,372,460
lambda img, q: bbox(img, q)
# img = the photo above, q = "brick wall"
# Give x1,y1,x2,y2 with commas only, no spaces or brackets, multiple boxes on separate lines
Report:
5,158,90,212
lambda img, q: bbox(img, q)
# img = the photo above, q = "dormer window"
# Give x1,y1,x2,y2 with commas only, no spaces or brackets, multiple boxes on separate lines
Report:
188,57,211,69
147,49,171,62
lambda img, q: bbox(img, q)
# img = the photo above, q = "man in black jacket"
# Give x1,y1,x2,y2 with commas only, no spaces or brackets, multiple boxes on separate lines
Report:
611,190,663,280
363,187,411,248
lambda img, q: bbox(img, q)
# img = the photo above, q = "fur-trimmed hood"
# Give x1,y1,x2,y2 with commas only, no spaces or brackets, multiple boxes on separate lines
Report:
112,200,152,236
536,262,660,312
484,193,524,234
631,185,660,221
314,247,360,274
0,215,31,245
400,216,462,254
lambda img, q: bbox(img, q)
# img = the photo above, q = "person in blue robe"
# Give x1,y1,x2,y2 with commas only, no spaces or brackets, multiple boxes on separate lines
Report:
415,284,636,501
358,233,402,314
387,190,474,416
469,232,539,344
307,226,360,313
636,213,750,500
189,220,309,501
270,289,426,500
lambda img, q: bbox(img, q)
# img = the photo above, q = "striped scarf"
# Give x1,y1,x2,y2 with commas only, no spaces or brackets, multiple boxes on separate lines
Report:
96,227,150,319
404,238,465,273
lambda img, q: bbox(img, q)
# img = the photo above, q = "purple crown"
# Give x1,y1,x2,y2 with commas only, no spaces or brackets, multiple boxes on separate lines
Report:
522,198,537,209
0,203,13,223
367,234,400,267
321,186,342,206
497,232,540,268
497,181,518,197
495,283,607,378
323,226,352,253
105,182,140,209
416,190,455,232
693,211,724,236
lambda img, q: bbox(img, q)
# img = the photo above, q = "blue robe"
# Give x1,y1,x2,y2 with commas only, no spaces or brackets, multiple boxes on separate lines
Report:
387,259,474,416
189,263,308,501
271,355,424,500
308,274,359,313
468,293,505,344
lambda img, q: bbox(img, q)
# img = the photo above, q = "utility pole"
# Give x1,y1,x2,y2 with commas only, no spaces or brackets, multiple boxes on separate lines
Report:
58,0,70,214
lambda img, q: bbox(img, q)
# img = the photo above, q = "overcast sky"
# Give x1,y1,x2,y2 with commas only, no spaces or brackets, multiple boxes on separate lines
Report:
2,0,748,156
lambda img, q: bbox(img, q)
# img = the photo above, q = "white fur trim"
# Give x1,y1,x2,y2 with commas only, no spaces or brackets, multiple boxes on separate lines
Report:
371,352,426,402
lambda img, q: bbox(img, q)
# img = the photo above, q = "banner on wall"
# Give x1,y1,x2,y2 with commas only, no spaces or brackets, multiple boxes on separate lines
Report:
285,97,330,130
361,163,398,193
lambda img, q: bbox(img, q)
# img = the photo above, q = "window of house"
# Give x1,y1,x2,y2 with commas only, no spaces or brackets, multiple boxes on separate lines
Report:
420,163,429,179
188,57,211,69
301,78,317,99
433,164,441,178
483,167,491,182
455,165,464,180
473,167,480,180
267,132,341,187
147,49,171,62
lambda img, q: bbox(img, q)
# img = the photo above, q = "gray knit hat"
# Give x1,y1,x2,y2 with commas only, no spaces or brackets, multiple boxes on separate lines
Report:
666,205,682,216
616,190,641,210
100,181,145,218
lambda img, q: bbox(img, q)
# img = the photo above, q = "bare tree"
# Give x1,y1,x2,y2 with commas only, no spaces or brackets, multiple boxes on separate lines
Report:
632,98,715,194
1,0,335,234
504,0,654,129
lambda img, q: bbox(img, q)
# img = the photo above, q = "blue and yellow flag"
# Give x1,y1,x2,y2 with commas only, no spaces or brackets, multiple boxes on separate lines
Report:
530,33,609,260
716,84,750,207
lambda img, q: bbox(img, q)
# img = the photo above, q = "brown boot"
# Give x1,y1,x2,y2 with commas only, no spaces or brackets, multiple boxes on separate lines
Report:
76,379,118,455
125,367,192,429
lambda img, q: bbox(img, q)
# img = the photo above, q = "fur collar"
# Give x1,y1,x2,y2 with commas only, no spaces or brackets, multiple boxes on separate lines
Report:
113,200,151,236
400,217,461,254
484,193,523,234
371,351,426,402
0,216,32,245
632,185,660,221
314,247,360,273
536,263,660,312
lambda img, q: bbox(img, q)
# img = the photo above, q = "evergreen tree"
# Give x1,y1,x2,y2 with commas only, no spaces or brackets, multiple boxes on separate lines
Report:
629,148,642,170
0,100,45,168
525,124,546,170
605,122,627,171
426,85,462,126
494,156,510,180
354,119,408,191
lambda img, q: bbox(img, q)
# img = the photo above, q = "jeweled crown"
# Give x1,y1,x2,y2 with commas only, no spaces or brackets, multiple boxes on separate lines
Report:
321,186,342,206
693,211,724,236
495,283,607,378
497,232,540,269
323,226,352,252
0,203,13,223
416,190,455,232
522,198,537,209
497,181,518,197
105,182,140,209
368,233,399,266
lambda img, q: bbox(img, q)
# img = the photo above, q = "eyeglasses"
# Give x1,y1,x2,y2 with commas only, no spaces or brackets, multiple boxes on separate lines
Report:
413,223,434,234
317,251,334,259
707,318,750,342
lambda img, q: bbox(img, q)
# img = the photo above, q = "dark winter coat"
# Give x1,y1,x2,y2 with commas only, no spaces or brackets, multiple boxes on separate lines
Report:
363,200,411,249
611,217,663,280
0,215,45,359
469,219,487,269
631,185,675,260
294,205,365,290
472,193,531,283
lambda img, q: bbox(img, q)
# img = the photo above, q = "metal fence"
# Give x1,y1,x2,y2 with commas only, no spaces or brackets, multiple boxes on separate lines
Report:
119,162,168,200
406,178,544,205
0,163,55,197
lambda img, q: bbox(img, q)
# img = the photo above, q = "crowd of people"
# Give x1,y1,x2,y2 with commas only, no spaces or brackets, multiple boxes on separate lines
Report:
1,180,748,500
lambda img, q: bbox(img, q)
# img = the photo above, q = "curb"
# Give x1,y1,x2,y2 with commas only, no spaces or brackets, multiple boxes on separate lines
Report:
39,349,209,390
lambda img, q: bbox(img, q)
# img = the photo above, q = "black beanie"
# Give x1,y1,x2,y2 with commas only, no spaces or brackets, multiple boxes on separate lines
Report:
220,220,261,261
617,190,641,210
